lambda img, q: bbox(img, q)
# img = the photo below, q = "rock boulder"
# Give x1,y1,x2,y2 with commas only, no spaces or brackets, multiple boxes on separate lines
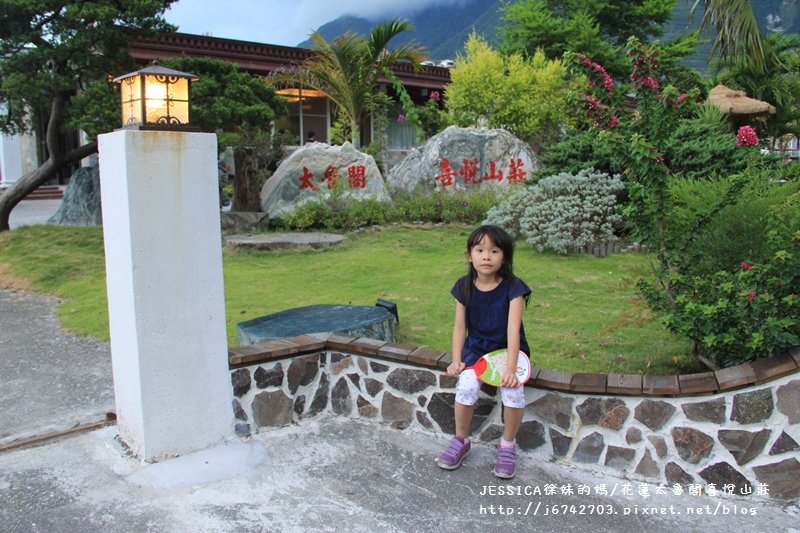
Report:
260,142,389,219
387,126,537,193
49,162,102,226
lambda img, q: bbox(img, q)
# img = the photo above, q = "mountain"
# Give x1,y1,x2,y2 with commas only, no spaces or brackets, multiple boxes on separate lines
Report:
297,0,800,68
296,0,502,60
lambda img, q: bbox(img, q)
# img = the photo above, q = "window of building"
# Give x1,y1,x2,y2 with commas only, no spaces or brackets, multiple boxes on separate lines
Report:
275,88,329,144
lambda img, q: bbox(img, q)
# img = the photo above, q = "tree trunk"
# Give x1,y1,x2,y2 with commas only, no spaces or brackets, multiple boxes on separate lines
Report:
350,118,360,149
232,147,263,212
691,338,721,371
0,93,98,232
531,133,543,156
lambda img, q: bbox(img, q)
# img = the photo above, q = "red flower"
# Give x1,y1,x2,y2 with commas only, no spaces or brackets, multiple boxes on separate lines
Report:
736,126,759,147
640,76,660,90
577,54,614,96
582,94,601,109
740,261,754,271
747,291,757,303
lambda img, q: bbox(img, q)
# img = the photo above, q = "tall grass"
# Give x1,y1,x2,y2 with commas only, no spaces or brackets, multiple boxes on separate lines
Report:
0,224,695,375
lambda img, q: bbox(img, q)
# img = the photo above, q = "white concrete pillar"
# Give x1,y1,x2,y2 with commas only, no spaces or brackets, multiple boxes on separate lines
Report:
0,133,23,187
98,129,232,461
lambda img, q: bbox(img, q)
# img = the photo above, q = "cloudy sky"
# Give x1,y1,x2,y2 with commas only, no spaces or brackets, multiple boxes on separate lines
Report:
164,0,468,47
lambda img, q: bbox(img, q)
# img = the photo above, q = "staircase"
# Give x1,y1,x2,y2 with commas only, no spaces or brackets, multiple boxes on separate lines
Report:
24,185,64,200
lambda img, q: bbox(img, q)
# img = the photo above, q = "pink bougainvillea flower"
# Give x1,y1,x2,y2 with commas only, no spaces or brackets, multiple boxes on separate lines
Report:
396,114,406,123
430,91,440,102
582,93,601,110
736,125,759,147
576,53,614,96
640,76,660,90
740,261,754,271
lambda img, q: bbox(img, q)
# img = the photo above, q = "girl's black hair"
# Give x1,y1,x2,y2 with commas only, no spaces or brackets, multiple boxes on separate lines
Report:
459,225,530,308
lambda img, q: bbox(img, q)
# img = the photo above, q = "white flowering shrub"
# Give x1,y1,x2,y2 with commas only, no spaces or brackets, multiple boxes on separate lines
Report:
485,168,624,254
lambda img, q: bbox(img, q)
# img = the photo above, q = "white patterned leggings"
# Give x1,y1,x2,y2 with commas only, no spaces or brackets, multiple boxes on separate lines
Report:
455,368,526,409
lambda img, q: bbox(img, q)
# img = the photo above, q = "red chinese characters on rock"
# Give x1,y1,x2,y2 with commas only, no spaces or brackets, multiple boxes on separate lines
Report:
297,165,369,190
460,158,480,185
348,165,367,189
324,165,340,189
482,161,504,182
435,158,457,186
507,158,526,183
299,167,317,191
434,158,526,187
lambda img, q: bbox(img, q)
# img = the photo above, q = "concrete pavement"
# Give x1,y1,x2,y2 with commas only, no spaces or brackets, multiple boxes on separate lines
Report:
4,413,799,533
7,198,62,229
0,290,114,446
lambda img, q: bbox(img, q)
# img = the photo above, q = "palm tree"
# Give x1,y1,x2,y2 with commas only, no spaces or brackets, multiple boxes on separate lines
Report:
691,0,777,72
274,19,426,148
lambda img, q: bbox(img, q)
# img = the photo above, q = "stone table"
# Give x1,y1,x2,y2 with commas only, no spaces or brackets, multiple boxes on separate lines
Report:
237,304,397,346
224,232,345,251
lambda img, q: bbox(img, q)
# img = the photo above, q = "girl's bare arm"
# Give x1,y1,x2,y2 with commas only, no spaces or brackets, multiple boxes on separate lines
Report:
447,301,467,376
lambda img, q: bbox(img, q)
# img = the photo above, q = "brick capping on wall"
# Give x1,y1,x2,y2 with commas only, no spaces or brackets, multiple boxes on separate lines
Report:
229,333,800,397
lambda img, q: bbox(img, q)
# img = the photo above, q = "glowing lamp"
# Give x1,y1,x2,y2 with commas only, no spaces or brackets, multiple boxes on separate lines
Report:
113,64,199,130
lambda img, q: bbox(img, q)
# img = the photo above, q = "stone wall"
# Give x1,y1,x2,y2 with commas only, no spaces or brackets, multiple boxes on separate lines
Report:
229,334,800,500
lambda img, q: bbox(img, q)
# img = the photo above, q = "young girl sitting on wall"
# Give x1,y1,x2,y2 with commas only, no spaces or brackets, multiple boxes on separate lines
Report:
437,225,532,479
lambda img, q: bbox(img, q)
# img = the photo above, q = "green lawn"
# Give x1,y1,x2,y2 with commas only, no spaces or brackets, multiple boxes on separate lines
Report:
0,224,697,375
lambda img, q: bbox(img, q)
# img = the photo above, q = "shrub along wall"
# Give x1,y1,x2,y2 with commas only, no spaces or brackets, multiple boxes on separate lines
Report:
229,334,800,500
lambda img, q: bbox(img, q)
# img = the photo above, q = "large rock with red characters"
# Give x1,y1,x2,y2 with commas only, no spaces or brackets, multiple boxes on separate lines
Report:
260,141,390,219
387,126,538,193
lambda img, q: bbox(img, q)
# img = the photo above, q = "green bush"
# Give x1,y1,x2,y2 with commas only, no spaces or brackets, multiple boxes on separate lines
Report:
395,189,500,224
557,37,800,367
485,168,624,254
639,173,800,366
277,200,334,230
391,190,441,222
271,189,502,230
639,240,800,367
345,197,390,228
535,105,793,184
533,130,624,183
663,119,749,179
666,174,800,277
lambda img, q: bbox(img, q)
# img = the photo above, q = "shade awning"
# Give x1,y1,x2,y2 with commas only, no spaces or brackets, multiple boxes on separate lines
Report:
706,84,776,117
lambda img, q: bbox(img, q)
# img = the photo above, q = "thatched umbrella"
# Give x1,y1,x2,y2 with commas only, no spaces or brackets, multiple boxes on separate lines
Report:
706,84,776,118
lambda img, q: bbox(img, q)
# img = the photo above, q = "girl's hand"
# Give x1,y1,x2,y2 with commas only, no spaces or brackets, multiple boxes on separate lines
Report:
500,370,520,388
446,361,465,377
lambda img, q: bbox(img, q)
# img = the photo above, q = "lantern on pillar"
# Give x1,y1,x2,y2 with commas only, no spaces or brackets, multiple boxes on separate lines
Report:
113,64,199,131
